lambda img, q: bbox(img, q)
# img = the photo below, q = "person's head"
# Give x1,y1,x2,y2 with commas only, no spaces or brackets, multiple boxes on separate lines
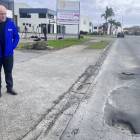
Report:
43,25,45,27
0,5,7,22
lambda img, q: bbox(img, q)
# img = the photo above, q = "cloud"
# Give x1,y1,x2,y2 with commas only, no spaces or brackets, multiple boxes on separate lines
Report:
14,0,140,27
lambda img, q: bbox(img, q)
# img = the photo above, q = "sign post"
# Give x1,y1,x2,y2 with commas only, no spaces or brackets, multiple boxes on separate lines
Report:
56,0,80,40
56,0,58,40
98,29,103,37
78,2,80,41
63,24,64,40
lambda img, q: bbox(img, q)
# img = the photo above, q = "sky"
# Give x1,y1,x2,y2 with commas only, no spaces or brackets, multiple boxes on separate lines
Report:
13,0,140,28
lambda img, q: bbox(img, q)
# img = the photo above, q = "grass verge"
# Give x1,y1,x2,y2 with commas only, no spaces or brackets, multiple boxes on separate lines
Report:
83,34,107,37
87,40,110,49
17,38,92,49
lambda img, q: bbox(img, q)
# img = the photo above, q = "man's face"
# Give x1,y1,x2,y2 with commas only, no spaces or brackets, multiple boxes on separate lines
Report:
0,6,7,22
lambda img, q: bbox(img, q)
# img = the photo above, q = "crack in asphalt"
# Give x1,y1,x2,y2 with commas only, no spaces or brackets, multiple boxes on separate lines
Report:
20,40,114,140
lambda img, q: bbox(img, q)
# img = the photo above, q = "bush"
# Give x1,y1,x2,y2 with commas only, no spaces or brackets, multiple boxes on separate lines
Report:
80,30,88,35
91,31,97,35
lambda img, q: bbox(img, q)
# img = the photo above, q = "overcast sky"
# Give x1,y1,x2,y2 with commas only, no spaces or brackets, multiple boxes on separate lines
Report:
14,0,140,28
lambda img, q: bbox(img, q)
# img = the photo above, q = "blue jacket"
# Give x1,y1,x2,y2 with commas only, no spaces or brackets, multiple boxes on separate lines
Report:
0,18,19,57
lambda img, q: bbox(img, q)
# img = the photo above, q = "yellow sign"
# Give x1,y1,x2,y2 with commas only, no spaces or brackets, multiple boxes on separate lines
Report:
60,1,67,9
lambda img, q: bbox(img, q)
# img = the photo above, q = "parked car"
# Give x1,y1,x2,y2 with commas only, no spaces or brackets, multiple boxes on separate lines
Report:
117,32,125,38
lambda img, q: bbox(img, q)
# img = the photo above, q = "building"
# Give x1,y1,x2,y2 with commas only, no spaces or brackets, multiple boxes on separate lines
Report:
14,3,56,33
123,26,140,35
65,14,93,34
93,23,112,34
14,3,93,34
93,23,122,35
0,0,14,22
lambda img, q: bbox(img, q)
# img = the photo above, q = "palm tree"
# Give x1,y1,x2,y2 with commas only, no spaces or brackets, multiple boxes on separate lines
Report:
114,22,121,35
101,6,115,23
108,19,116,35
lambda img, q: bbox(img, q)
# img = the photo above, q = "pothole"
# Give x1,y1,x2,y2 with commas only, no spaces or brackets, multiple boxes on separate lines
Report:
117,72,138,80
104,87,140,135
112,119,136,134
104,104,138,134
121,72,137,75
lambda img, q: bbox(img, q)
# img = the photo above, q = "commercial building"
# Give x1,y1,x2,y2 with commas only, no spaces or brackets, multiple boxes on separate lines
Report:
0,0,14,22
14,3,93,34
93,23,122,35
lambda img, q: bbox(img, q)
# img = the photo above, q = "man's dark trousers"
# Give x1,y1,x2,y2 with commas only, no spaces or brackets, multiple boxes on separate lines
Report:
0,54,13,89
44,33,47,41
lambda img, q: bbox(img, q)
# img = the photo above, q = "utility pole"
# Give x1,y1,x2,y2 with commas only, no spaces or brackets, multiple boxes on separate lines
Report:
122,14,123,31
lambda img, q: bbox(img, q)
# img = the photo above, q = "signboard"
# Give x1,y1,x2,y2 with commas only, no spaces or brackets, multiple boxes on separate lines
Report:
57,0,80,11
57,12,79,24
109,29,114,32
56,0,80,40
98,29,103,32
57,0,80,24
83,20,86,25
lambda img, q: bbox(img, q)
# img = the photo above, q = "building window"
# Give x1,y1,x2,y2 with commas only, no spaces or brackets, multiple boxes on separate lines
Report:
48,14,54,20
8,3,12,10
94,26,97,29
23,23,25,25
39,13,46,18
1,1,12,10
98,26,102,29
57,25,61,33
26,23,28,25
89,22,92,26
2,1,9,9
20,13,31,18
29,24,31,27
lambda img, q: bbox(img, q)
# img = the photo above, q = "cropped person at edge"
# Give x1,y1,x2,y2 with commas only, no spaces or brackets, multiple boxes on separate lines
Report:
0,5,19,97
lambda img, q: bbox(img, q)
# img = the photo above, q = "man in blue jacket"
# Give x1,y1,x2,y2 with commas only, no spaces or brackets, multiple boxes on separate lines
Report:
0,5,19,97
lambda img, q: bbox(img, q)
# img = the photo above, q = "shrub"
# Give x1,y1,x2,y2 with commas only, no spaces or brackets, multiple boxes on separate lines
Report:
91,31,98,35
80,30,88,35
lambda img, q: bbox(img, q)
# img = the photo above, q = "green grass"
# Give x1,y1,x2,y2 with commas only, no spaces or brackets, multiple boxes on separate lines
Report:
65,38,92,42
87,40,110,49
84,34,107,37
16,43,31,49
17,38,92,49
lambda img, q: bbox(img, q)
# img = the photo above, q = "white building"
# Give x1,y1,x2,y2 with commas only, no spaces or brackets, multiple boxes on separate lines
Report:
93,23,122,35
65,14,93,34
14,3,93,34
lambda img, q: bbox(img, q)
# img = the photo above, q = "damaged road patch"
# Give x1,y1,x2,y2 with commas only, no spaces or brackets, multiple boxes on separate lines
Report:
104,87,140,135
117,72,138,80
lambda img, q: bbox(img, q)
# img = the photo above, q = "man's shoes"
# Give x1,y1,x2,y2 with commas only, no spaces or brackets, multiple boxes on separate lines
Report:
0,90,2,97
7,88,17,95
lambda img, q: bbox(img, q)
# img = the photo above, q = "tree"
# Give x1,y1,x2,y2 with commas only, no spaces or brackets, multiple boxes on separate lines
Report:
114,22,121,35
101,6,115,23
108,19,116,35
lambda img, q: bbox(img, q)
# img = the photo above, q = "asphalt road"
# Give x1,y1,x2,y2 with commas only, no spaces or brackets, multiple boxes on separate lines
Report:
60,36,140,140
0,39,106,140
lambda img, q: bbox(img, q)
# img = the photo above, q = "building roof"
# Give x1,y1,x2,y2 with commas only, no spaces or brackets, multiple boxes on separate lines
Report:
19,8,56,15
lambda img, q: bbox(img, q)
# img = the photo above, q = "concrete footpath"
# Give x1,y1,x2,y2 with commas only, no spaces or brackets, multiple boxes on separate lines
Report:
0,39,114,140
